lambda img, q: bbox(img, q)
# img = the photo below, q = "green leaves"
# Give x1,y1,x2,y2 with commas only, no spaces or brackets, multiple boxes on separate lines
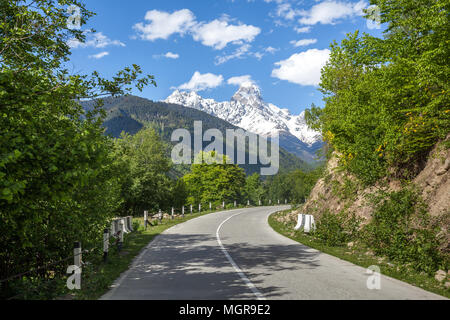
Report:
306,0,449,185
363,188,445,274
0,1,157,297
182,151,246,205
113,127,175,214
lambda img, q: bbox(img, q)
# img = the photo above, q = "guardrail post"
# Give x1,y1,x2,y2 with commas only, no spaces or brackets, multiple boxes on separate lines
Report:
118,220,124,252
144,211,148,230
74,241,82,269
103,229,109,262
111,220,116,235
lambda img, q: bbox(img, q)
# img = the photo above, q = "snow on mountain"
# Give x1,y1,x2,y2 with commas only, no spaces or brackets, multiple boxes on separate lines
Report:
164,83,322,146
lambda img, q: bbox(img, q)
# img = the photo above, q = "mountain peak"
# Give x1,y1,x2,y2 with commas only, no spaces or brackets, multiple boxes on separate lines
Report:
164,88,322,147
231,83,262,105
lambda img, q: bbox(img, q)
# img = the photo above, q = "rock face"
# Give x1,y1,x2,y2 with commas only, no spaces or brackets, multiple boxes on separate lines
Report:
164,83,323,162
413,142,450,217
434,270,447,283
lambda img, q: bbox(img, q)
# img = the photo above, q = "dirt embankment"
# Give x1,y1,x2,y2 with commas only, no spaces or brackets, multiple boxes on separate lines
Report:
294,136,449,240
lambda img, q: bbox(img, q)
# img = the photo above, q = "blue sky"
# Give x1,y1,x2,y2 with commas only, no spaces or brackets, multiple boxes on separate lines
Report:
68,0,384,115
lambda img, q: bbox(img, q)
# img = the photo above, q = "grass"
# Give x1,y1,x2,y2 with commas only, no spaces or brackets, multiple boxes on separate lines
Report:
268,209,450,299
65,207,241,300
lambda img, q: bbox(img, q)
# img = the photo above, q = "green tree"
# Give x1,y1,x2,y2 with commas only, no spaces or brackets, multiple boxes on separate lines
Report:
183,151,246,206
0,0,155,297
306,0,449,184
114,128,173,215
245,173,265,204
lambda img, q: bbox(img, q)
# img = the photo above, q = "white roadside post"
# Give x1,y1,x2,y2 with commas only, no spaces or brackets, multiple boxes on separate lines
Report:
294,214,305,231
247,200,250,206
303,215,316,233
158,209,162,222
182,206,185,218
304,215,311,233
171,207,174,220
111,220,116,236
269,199,271,205
74,241,82,270
199,203,201,212
103,229,109,262
118,220,124,252
121,218,130,233
209,202,212,210
144,211,148,230
128,216,134,231
278,199,280,205
234,201,236,207
259,199,261,206
190,205,193,214
222,201,225,209
285,199,287,204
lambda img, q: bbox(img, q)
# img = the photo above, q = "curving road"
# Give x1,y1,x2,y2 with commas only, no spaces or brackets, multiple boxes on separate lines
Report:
101,206,445,300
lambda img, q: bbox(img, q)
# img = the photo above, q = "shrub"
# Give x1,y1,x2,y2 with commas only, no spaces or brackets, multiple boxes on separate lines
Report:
363,188,446,274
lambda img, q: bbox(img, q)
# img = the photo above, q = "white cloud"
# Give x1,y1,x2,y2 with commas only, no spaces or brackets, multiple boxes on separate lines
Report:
88,51,109,59
133,10,261,51
294,26,311,33
68,31,125,49
298,1,367,25
177,71,224,91
290,38,317,47
227,75,254,87
164,52,180,59
265,46,278,54
153,52,180,59
276,3,301,20
192,19,261,50
271,48,330,86
133,9,196,41
214,44,251,65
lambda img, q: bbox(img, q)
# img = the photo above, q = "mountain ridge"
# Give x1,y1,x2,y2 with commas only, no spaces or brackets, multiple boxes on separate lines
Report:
80,95,312,176
164,83,324,161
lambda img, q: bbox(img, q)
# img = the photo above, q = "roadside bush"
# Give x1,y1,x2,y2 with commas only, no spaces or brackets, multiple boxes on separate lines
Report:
363,188,446,274
313,210,361,246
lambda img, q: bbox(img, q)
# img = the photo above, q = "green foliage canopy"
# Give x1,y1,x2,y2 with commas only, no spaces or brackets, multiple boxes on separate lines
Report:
306,0,449,184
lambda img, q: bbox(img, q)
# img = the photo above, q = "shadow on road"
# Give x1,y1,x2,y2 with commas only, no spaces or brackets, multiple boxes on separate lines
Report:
111,232,320,300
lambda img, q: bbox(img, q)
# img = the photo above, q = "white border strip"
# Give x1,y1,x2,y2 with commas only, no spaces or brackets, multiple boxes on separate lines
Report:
216,212,265,300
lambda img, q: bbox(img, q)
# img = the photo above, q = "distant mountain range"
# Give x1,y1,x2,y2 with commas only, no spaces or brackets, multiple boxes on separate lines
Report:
164,83,324,162
81,95,312,176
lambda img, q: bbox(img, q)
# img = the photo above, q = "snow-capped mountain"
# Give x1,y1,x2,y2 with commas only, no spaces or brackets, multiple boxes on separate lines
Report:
164,83,323,161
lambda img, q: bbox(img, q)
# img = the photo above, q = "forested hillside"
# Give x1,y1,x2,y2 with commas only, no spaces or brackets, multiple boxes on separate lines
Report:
81,95,311,176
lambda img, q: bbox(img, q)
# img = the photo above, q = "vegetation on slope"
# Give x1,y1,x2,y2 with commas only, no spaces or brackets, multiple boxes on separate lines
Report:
283,0,450,293
306,0,449,185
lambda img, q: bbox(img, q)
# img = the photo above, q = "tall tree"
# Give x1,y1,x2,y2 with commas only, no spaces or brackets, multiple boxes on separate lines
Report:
114,128,173,214
183,152,246,205
306,0,449,184
0,0,155,295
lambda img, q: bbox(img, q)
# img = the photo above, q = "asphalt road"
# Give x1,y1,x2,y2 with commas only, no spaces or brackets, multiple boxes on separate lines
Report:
101,206,445,300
